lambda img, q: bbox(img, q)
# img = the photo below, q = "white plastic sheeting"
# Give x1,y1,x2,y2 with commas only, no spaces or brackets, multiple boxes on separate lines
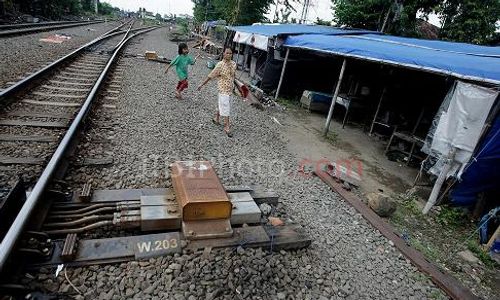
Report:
422,81,499,178
233,31,268,51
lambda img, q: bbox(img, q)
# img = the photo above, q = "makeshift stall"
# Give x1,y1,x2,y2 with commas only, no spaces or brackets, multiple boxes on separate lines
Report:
226,24,378,93
281,31,500,211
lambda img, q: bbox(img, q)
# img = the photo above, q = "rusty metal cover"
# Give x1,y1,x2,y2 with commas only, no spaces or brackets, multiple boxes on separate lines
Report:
171,161,232,221
182,219,233,240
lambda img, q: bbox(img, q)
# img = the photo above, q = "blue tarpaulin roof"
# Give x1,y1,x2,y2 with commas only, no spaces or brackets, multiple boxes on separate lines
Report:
229,24,378,37
284,34,500,84
360,34,500,58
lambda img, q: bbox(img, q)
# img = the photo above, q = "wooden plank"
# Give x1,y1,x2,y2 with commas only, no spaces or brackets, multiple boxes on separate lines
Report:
102,104,117,109
7,111,72,119
32,92,84,99
41,85,88,92
55,76,92,81
0,119,68,128
66,67,101,74
59,72,96,78
72,63,103,69
22,99,80,107
314,169,478,300
107,90,120,94
0,134,58,142
73,157,113,166
0,156,44,165
263,225,311,250
104,96,118,101
49,80,93,86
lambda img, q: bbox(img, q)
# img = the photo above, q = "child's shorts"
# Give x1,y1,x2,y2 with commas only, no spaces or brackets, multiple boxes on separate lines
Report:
176,79,188,92
218,94,231,117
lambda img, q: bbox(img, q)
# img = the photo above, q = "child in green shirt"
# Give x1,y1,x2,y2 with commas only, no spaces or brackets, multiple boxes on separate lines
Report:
166,43,199,99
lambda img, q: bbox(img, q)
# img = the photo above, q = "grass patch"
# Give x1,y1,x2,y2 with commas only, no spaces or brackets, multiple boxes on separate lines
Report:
411,238,441,262
467,240,499,269
276,97,299,109
436,206,467,228
324,130,339,144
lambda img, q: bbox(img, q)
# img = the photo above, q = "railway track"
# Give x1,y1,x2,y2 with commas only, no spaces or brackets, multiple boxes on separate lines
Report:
0,20,105,37
0,20,159,276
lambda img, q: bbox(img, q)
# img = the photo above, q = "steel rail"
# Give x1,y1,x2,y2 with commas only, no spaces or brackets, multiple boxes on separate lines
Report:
0,20,102,31
0,25,159,272
0,20,104,37
315,169,479,300
0,21,129,103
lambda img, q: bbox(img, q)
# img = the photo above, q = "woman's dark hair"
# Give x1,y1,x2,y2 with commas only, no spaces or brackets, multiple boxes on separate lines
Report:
178,43,188,55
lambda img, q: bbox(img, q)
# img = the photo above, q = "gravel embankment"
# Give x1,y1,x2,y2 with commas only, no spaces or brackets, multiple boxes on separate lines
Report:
25,28,447,299
0,20,121,87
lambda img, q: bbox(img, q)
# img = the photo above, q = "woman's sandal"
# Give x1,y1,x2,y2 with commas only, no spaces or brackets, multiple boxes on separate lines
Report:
212,119,220,126
225,129,233,138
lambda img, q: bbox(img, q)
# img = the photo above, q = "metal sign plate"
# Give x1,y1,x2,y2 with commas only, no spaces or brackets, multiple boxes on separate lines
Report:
134,232,181,259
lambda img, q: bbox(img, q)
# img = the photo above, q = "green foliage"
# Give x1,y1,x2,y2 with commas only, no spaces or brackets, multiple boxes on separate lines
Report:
192,0,223,22
98,2,114,15
10,0,121,18
178,19,190,36
467,240,499,269
192,0,273,25
332,0,440,36
436,205,467,228
332,0,499,44
315,18,331,26
332,0,391,31
272,0,300,23
438,0,500,45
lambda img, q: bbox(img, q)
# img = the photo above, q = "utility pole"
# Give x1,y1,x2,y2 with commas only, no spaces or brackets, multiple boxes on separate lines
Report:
300,0,310,24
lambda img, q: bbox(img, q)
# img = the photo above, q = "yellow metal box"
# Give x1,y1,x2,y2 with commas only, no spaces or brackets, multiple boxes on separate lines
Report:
171,161,232,221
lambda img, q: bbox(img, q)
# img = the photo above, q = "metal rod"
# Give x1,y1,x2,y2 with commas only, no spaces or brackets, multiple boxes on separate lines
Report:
48,207,117,219
324,58,347,136
44,221,114,235
50,203,114,215
274,48,290,100
0,26,159,272
44,215,113,228
369,87,386,135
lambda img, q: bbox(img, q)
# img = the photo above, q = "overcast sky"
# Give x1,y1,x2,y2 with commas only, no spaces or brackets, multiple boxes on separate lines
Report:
103,0,441,26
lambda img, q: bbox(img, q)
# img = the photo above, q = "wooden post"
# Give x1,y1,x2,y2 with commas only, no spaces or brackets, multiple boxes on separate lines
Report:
274,48,290,100
369,87,386,136
324,58,347,136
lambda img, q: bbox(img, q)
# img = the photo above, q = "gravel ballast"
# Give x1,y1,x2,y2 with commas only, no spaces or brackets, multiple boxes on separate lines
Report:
0,20,121,87
24,28,450,299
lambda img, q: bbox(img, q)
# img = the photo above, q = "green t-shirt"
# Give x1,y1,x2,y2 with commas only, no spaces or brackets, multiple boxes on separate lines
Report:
171,54,195,80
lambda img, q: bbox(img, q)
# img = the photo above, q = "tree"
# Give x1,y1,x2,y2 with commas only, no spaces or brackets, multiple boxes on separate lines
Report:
315,17,331,26
272,0,300,23
98,2,114,15
332,0,440,37
192,0,222,22
192,0,273,25
438,0,500,45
